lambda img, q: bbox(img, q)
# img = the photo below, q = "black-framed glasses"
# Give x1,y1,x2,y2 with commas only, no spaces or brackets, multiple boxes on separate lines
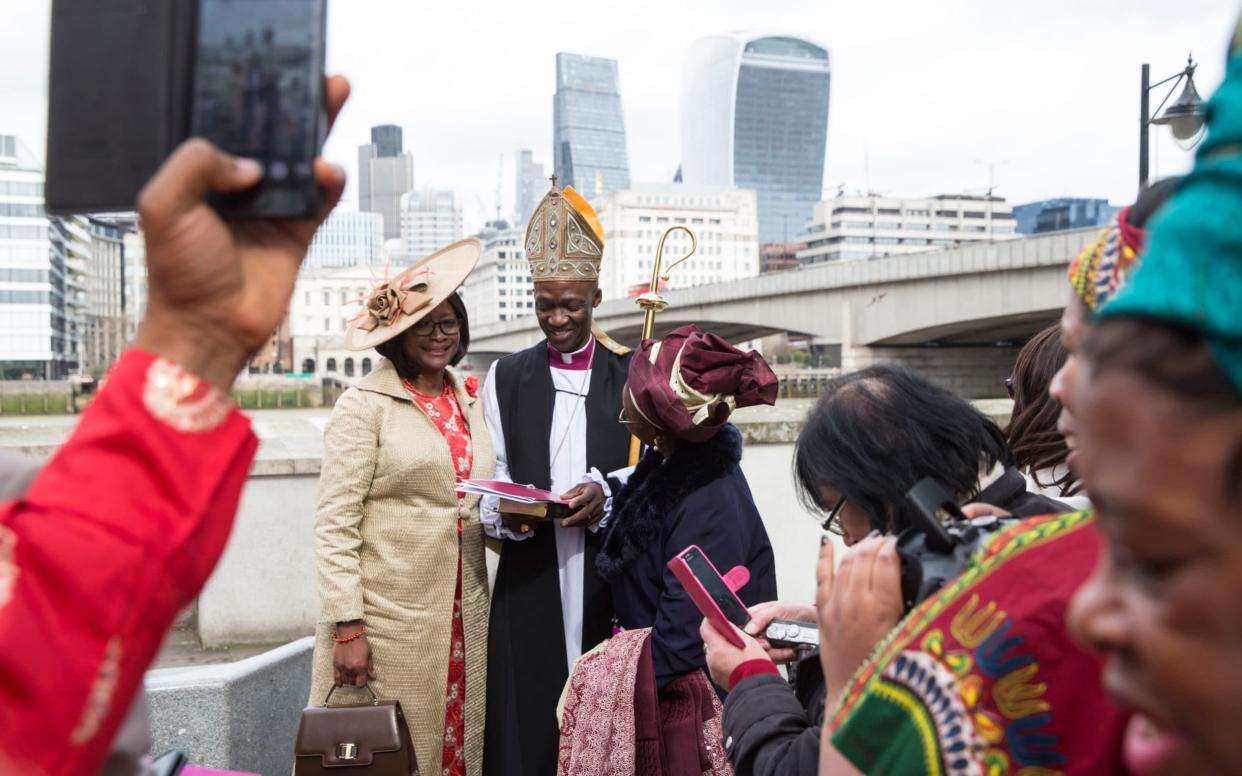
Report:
411,317,461,337
821,496,847,535
1004,376,1015,400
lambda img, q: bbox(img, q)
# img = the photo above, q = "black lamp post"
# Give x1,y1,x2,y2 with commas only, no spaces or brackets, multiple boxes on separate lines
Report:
1140,54,1207,188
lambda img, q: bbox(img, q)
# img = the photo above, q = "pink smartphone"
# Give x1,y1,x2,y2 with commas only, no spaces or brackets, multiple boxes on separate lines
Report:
668,544,751,649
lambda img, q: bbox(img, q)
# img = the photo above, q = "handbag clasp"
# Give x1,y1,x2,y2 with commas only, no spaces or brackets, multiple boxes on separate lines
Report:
337,742,358,760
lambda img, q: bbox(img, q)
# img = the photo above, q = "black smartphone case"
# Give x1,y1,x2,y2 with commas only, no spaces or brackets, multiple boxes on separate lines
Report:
45,0,196,215
45,0,324,218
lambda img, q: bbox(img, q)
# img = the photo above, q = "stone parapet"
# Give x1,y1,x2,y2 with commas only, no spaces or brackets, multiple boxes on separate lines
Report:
146,637,313,774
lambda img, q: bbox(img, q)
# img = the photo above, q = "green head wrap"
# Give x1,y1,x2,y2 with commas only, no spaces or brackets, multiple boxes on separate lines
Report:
1100,53,1242,392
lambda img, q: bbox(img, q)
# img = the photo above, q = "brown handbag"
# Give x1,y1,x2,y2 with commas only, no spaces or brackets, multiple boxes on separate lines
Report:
294,685,418,775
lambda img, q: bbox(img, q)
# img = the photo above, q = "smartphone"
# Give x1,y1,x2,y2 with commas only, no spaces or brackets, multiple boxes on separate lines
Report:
668,545,751,649
190,0,327,218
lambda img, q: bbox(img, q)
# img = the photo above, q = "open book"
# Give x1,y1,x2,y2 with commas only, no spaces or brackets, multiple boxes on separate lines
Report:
459,479,571,520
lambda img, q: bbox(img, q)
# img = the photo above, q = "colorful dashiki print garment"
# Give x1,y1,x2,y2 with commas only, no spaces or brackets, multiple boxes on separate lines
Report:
405,378,473,776
829,511,1131,776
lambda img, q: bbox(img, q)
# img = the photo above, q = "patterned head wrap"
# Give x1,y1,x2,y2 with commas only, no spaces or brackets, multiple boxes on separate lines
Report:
1066,207,1146,313
626,325,778,443
1101,52,1242,392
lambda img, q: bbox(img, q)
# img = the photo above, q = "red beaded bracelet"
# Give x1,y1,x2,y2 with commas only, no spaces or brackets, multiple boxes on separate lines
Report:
332,627,365,644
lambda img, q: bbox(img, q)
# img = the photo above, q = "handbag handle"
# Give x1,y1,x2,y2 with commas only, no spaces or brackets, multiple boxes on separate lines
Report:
324,683,379,707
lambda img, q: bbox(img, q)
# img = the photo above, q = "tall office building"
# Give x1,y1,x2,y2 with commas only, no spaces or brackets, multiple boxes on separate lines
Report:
591,184,760,301
515,149,547,225
82,218,126,375
0,135,71,379
1011,198,1117,235
306,210,385,267
681,34,831,244
400,188,464,260
461,220,534,326
290,265,380,378
796,193,1018,265
553,53,631,198
358,124,415,241
122,227,146,341
370,124,403,159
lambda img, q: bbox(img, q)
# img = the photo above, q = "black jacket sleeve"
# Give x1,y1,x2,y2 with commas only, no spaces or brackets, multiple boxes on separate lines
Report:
722,674,821,776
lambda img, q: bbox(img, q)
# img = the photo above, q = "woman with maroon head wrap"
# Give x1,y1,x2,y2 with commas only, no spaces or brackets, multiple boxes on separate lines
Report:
597,325,779,685
558,326,779,771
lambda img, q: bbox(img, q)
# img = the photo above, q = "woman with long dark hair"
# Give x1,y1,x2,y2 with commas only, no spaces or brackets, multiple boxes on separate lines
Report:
1005,323,1090,509
308,241,493,776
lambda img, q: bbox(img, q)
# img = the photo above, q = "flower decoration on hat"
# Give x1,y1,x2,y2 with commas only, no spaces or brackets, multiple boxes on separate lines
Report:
357,273,431,332
343,238,482,352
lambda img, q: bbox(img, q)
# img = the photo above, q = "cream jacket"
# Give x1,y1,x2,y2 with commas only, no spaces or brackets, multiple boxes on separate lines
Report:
308,360,494,775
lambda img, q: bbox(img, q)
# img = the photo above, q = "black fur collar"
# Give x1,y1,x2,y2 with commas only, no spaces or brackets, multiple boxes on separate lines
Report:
596,425,744,581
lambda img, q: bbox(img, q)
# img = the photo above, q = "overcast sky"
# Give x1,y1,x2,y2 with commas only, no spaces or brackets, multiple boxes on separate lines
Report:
2,0,1236,231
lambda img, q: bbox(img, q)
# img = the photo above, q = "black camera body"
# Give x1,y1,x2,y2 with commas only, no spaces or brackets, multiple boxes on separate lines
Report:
895,478,1020,612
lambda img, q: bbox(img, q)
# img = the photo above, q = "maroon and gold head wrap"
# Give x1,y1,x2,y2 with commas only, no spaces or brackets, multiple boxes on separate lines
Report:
626,325,778,443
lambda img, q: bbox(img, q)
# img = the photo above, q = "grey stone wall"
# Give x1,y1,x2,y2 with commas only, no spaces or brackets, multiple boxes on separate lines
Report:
146,637,313,775
842,344,1020,399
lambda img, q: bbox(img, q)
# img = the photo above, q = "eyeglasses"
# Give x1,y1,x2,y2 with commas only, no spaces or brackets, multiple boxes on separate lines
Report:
1004,376,1015,400
410,317,461,337
821,496,847,535
618,406,640,427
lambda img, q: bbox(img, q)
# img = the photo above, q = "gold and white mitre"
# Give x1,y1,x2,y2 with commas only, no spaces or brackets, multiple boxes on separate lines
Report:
525,180,604,283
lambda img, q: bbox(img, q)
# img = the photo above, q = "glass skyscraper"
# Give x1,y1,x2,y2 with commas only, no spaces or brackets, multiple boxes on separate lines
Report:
681,34,831,244
553,53,631,198
370,125,404,159
0,135,71,379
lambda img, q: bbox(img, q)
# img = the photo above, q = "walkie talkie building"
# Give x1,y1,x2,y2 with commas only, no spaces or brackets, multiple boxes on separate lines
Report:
681,34,831,245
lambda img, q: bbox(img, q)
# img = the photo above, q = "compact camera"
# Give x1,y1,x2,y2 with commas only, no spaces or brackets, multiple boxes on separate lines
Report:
764,619,820,649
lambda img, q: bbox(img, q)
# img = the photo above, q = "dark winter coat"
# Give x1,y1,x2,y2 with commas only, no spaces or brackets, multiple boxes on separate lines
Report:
597,424,778,690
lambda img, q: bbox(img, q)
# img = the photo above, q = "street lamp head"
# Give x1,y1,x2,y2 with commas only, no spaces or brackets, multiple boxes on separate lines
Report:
1152,64,1206,145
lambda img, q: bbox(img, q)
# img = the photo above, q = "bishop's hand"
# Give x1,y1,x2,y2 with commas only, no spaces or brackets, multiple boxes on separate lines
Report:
559,482,605,528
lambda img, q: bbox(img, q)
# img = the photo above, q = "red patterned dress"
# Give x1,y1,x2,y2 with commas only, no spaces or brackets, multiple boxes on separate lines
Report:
404,377,473,776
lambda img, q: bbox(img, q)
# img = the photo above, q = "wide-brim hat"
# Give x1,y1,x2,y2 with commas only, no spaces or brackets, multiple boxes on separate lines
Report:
344,238,481,352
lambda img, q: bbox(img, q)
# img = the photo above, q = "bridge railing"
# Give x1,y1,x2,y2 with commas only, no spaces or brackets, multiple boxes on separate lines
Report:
777,369,841,399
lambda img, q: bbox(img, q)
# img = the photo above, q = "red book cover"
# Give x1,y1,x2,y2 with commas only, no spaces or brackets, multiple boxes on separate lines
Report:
459,479,569,504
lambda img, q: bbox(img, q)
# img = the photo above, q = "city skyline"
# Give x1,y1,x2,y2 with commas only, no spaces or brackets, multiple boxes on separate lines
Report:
1,1,1235,235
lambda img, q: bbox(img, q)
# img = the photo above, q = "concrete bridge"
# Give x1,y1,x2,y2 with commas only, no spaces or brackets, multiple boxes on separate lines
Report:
469,227,1096,397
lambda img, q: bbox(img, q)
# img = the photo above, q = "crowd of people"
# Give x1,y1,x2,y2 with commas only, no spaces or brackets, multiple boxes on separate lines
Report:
0,19,1240,776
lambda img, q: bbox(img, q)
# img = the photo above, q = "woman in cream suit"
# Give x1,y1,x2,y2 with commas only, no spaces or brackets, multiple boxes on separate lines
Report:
308,239,492,776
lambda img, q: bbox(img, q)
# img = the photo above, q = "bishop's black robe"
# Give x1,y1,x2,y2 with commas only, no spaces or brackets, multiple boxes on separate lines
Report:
483,339,632,776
